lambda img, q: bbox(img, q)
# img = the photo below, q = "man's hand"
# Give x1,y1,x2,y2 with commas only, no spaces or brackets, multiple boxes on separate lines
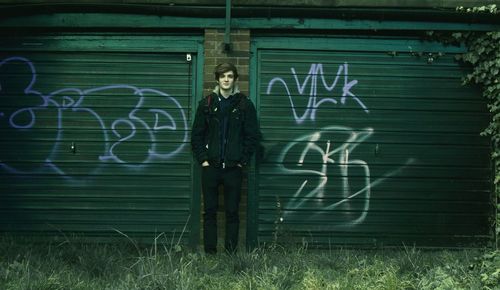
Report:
202,161,210,167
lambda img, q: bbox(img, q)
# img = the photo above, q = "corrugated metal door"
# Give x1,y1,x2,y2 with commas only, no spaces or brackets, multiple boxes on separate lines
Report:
250,36,493,248
0,34,201,243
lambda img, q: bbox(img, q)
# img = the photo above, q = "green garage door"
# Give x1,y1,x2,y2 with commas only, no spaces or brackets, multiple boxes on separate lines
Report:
0,34,201,244
250,36,493,248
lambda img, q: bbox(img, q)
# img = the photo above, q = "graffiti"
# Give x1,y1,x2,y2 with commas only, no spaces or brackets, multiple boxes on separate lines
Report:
277,126,413,227
0,56,188,180
264,62,414,229
266,63,369,124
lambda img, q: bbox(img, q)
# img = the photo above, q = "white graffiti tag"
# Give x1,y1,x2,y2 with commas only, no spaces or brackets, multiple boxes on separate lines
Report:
266,63,369,124
278,126,413,227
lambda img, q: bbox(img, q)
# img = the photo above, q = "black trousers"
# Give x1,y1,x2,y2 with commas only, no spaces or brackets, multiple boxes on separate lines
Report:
201,165,242,254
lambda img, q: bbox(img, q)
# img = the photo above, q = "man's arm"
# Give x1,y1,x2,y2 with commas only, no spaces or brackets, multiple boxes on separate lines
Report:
240,100,259,166
191,100,209,164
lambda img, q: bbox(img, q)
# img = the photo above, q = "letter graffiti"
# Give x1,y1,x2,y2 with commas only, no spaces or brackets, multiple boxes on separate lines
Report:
0,56,188,181
265,62,414,229
278,126,372,226
266,63,369,124
277,127,414,228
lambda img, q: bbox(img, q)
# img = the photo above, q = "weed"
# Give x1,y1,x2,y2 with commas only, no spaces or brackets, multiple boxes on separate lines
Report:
0,235,497,290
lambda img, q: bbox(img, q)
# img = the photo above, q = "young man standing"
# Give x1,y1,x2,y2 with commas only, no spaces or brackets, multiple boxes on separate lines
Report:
191,63,259,254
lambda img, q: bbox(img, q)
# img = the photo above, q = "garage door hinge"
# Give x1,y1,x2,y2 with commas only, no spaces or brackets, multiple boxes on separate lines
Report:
186,53,192,62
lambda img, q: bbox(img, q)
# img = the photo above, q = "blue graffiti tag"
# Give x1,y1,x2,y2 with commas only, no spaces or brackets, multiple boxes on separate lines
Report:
0,56,188,180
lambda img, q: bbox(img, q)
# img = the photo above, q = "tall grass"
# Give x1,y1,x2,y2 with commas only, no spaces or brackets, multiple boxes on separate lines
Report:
0,235,497,290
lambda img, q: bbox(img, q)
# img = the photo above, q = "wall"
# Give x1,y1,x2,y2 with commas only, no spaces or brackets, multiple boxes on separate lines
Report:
203,29,250,97
0,4,497,248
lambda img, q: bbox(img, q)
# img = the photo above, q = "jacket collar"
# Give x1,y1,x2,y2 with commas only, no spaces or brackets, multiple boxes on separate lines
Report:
212,84,240,98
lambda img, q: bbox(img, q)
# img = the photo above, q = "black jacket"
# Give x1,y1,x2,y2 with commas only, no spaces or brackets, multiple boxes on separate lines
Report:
191,92,259,167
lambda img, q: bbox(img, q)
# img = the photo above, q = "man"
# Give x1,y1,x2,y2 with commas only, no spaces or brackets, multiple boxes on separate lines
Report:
191,62,259,254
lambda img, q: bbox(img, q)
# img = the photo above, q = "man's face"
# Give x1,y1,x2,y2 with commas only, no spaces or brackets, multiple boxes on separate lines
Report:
217,70,235,91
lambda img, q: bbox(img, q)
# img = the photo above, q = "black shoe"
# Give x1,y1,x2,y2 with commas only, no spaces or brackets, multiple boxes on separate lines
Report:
205,248,217,255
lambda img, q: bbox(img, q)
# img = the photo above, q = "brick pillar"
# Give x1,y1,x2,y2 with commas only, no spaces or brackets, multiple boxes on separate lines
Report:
204,29,250,96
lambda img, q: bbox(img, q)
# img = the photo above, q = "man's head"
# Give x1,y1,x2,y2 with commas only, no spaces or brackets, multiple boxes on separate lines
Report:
214,62,238,81
214,63,238,92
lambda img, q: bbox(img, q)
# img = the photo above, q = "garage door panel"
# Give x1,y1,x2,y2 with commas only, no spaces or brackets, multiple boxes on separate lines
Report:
0,36,199,241
254,37,492,247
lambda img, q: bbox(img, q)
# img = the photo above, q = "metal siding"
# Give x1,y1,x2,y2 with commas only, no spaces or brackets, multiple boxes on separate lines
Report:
254,38,492,247
0,36,199,242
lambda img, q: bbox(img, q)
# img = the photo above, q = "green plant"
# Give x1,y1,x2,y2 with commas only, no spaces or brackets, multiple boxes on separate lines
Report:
476,250,500,289
0,235,494,290
447,7,500,286
448,4,500,247
460,35,499,247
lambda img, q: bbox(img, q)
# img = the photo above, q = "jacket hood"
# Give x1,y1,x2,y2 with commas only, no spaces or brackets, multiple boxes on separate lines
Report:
212,84,240,96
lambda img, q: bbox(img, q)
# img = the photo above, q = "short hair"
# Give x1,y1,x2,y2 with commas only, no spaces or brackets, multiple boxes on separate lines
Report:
214,62,238,81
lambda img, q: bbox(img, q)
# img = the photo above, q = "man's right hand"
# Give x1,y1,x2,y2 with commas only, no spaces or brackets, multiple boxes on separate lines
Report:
202,161,210,167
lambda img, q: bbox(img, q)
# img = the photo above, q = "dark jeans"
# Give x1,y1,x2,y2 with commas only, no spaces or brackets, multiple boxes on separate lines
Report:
201,165,242,254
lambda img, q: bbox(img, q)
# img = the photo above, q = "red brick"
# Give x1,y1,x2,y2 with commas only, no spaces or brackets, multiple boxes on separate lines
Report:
227,51,250,58
203,28,250,95
237,58,249,66
231,35,250,42
233,29,250,36
232,42,249,51
237,65,249,73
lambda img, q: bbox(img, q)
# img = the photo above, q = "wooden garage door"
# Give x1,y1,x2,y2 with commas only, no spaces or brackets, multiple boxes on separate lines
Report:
0,34,201,243
250,36,493,248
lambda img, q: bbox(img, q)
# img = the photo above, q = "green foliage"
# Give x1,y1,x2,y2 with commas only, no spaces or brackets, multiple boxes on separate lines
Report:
457,4,498,14
476,250,500,289
454,4,500,248
419,266,468,290
452,30,500,246
435,4,500,246
1,236,498,289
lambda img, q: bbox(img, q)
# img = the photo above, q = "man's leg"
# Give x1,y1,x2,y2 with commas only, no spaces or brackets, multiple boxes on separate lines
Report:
202,166,219,254
223,166,243,253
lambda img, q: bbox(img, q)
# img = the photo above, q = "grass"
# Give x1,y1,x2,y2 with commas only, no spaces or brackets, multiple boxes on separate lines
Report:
0,235,498,290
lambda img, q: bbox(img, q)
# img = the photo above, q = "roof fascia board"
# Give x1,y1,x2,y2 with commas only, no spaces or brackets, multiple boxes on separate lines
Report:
0,13,498,31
